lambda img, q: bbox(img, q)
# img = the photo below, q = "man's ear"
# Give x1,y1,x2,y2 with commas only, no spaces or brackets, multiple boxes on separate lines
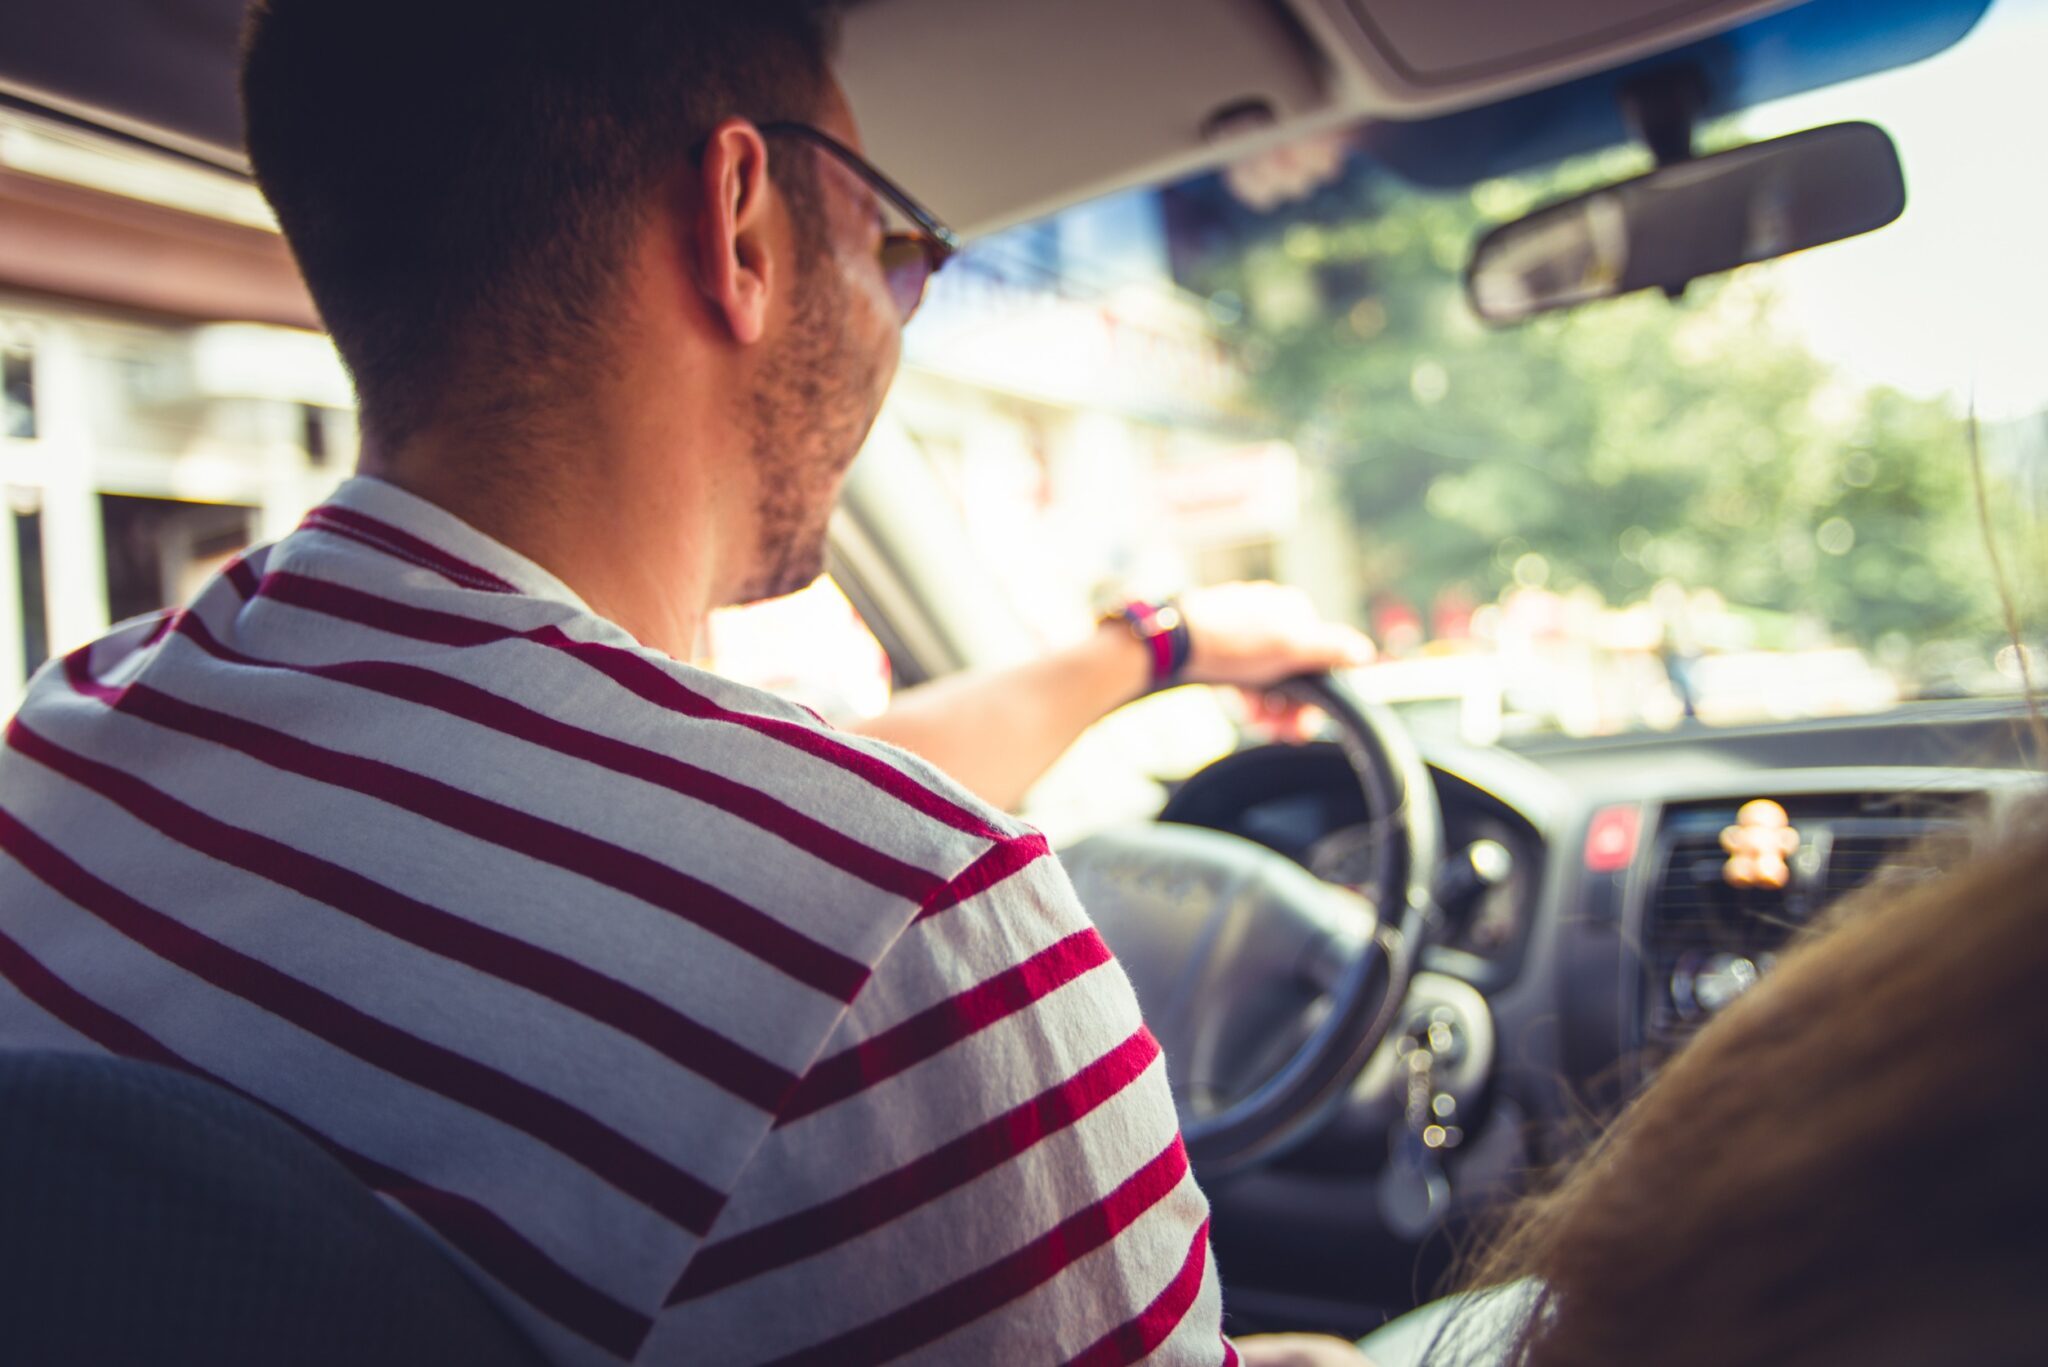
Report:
693,119,777,347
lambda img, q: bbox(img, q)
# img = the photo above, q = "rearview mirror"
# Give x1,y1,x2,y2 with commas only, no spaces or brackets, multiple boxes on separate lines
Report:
1466,122,1906,326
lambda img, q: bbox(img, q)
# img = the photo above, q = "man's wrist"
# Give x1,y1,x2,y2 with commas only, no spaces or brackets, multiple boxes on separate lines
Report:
1101,599,1194,692
1090,615,1157,706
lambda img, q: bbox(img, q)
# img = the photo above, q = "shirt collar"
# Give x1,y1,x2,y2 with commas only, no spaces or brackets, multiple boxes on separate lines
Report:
307,475,596,613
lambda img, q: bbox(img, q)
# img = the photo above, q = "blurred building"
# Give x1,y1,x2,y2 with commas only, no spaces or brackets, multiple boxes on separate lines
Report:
878,189,1361,657
0,107,339,705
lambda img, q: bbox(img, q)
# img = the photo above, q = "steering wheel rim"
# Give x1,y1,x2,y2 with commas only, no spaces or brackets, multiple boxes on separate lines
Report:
1064,671,1444,1177
1186,672,1441,1173
1273,672,1444,929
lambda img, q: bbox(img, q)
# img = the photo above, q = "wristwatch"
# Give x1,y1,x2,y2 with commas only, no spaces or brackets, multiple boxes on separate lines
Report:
1103,598,1195,690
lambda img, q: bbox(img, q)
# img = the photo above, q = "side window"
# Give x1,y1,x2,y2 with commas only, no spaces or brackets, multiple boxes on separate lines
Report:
12,496,48,682
698,576,892,726
100,495,257,624
3,345,34,441
300,404,330,467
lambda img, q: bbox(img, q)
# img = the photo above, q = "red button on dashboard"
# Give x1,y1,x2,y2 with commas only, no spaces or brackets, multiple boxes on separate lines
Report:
1585,805,1641,874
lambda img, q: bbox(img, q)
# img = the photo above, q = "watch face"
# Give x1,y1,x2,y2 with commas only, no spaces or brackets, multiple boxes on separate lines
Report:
1100,601,1187,686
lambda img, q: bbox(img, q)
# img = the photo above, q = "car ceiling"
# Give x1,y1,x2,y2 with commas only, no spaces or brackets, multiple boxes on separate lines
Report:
0,0,1995,236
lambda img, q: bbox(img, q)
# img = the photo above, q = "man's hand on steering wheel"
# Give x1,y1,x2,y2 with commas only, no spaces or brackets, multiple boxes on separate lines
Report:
1180,582,1379,688
1177,582,1377,742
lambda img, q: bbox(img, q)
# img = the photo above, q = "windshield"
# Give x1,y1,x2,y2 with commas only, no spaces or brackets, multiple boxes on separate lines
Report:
892,0,2048,744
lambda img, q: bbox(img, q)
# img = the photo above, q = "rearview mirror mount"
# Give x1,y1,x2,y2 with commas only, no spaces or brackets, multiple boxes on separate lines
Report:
1466,122,1907,327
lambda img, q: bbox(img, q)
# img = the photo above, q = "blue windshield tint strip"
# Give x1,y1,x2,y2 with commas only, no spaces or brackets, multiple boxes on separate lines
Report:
1359,0,1995,188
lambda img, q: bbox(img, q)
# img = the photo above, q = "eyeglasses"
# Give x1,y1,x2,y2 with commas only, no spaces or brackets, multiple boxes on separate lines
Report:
757,121,959,321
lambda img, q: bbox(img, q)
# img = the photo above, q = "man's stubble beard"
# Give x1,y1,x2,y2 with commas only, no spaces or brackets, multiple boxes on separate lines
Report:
734,268,888,606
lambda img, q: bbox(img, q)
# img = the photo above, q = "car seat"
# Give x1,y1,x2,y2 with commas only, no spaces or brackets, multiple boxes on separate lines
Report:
0,1049,547,1366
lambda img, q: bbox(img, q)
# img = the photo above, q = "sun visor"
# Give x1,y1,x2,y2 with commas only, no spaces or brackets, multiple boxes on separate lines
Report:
1302,0,1797,114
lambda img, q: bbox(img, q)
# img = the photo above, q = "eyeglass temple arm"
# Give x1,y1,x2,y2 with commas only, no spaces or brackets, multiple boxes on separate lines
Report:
756,120,958,257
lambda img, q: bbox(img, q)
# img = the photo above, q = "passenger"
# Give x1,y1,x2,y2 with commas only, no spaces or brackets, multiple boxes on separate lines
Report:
0,1,1368,1363
1388,798,2048,1367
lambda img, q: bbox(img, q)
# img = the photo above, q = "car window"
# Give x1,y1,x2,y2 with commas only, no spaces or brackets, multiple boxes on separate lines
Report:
698,576,893,727
894,0,2048,744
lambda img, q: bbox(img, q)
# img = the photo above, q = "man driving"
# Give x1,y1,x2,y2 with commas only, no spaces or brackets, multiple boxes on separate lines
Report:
0,2,1371,1362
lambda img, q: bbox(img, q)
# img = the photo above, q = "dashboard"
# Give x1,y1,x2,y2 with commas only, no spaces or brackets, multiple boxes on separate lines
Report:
1172,700,2045,1339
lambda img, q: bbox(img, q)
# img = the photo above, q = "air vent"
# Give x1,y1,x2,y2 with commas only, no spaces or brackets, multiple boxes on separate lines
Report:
1638,793,1973,1051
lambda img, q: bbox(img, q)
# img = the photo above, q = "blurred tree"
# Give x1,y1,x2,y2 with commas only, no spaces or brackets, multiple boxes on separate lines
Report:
1166,144,2021,660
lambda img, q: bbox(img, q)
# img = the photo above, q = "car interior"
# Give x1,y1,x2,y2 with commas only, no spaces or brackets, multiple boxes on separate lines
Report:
2,0,2042,1358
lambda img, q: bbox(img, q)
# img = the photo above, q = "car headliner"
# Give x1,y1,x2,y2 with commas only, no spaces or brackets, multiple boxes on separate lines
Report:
0,0,1993,235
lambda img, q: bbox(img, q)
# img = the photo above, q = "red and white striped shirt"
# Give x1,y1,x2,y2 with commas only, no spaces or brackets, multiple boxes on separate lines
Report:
0,477,1236,1365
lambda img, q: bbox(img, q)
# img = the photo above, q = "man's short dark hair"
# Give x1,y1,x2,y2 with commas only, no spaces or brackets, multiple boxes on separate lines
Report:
242,0,839,443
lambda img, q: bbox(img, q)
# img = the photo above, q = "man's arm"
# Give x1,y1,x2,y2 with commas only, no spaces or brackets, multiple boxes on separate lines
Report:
849,583,1375,811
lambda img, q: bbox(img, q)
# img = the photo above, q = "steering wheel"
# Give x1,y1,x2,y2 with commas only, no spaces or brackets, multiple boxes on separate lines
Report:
1059,673,1444,1177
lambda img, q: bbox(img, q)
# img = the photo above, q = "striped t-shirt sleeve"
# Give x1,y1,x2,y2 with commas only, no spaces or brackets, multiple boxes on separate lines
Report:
648,852,1235,1366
